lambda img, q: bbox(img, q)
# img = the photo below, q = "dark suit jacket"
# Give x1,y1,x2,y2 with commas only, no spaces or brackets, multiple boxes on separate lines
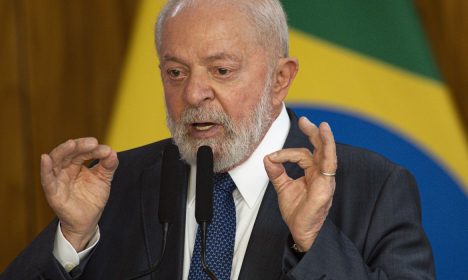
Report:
1,110,435,279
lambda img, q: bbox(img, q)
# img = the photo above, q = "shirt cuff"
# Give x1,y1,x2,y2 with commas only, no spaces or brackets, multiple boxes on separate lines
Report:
52,222,100,272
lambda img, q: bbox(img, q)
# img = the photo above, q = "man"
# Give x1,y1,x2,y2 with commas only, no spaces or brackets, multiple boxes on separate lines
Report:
2,0,435,279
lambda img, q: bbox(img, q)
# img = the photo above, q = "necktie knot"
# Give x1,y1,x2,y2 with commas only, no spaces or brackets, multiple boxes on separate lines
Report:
213,173,236,194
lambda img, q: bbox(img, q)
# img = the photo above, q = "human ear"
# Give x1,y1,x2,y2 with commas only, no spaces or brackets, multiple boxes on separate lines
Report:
272,57,299,105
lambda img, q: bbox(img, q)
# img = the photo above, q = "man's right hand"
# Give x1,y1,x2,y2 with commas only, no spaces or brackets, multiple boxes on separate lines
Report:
40,137,118,252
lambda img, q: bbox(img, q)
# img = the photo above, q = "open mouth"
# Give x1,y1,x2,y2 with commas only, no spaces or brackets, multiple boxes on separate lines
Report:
192,122,216,131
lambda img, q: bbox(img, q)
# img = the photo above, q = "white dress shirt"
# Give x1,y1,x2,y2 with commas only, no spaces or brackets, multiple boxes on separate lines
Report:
183,105,290,279
53,105,290,279
53,223,100,272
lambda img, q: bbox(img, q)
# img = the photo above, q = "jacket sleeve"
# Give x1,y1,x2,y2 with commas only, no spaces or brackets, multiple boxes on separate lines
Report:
1,219,75,280
281,166,435,280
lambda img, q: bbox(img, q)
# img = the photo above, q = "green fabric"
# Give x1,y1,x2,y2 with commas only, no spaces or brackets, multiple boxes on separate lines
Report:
282,0,441,81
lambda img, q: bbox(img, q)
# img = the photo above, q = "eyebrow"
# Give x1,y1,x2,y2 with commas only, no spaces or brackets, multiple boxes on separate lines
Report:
161,55,185,64
161,52,241,65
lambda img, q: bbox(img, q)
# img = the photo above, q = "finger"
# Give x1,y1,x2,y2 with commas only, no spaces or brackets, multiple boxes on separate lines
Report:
49,140,76,174
267,148,314,169
61,138,100,167
71,144,113,166
298,117,321,150
318,122,337,174
40,154,56,195
94,149,119,177
49,138,98,171
263,155,292,191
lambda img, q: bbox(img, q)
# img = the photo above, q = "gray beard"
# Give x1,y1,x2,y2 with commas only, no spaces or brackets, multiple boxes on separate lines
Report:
166,80,274,172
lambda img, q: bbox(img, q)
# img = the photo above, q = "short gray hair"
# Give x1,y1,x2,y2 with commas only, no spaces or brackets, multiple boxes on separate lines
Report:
155,0,289,58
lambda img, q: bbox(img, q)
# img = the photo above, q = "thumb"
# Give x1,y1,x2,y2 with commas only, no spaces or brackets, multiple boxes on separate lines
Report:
263,155,290,189
95,150,119,179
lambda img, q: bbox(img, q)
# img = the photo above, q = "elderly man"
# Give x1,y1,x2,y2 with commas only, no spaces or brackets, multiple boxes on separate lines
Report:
2,0,434,279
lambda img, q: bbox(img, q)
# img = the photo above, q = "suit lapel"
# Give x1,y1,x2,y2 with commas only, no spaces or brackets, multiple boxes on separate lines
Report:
140,160,189,279
237,182,288,280
239,110,312,279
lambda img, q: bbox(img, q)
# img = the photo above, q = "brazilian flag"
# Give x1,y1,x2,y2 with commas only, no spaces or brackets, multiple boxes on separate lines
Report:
107,1,468,278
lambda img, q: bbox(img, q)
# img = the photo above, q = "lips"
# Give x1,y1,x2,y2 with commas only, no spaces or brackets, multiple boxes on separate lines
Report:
189,122,221,138
192,122,215,131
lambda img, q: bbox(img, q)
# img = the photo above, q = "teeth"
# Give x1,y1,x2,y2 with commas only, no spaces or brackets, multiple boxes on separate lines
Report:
194,124,214,131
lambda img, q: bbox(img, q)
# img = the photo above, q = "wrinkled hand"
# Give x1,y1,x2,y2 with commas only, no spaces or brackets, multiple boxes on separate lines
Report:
264,117,337,252
40,138,118,251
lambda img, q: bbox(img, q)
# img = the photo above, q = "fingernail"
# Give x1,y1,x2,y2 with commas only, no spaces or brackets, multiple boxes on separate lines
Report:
302,116,311,124
268,152,278,159
301,116,316,127
322,122,331,130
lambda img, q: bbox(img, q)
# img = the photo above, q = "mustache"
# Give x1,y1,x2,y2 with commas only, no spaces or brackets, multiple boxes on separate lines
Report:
179,106,233,129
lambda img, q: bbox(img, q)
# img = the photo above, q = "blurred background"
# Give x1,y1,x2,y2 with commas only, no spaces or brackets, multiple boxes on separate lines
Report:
1,0,467,278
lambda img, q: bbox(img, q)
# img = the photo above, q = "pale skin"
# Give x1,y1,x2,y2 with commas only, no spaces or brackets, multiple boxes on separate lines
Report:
39,3,336,253
264,119,337,251
40,138,118,251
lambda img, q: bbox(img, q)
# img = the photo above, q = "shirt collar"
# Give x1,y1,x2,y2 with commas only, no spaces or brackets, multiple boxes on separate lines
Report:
229,104,289,207
187,104,290,208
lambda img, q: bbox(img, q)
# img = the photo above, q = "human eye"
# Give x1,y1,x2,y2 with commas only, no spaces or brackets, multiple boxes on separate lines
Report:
166,68,187,81
217,67,230,75
212,67,234,79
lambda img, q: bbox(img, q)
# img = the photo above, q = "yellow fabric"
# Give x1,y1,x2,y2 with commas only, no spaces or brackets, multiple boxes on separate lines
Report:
106,0,169,151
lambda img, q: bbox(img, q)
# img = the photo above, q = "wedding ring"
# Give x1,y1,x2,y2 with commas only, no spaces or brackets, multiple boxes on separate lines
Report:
320,171,336,177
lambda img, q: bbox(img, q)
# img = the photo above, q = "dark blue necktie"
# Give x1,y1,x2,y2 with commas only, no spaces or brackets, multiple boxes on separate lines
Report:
188,172,237,280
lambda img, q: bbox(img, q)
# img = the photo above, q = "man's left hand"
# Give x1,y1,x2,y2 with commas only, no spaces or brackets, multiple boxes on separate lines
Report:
264,117,337,252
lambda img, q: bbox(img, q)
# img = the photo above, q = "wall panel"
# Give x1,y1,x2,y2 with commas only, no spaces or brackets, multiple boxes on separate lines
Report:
0,0,140,271
21,0,140,232
0,0,31,269
415,0,468,133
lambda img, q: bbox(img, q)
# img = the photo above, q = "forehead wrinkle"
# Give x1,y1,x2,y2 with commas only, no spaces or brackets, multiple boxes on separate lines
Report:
161,50,265,80
161,4,263,67
161,54,188,66
203,52,242,64
162,50,243,67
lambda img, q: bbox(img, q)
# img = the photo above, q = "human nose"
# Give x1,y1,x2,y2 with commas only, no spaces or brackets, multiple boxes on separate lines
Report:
183,70,214,107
